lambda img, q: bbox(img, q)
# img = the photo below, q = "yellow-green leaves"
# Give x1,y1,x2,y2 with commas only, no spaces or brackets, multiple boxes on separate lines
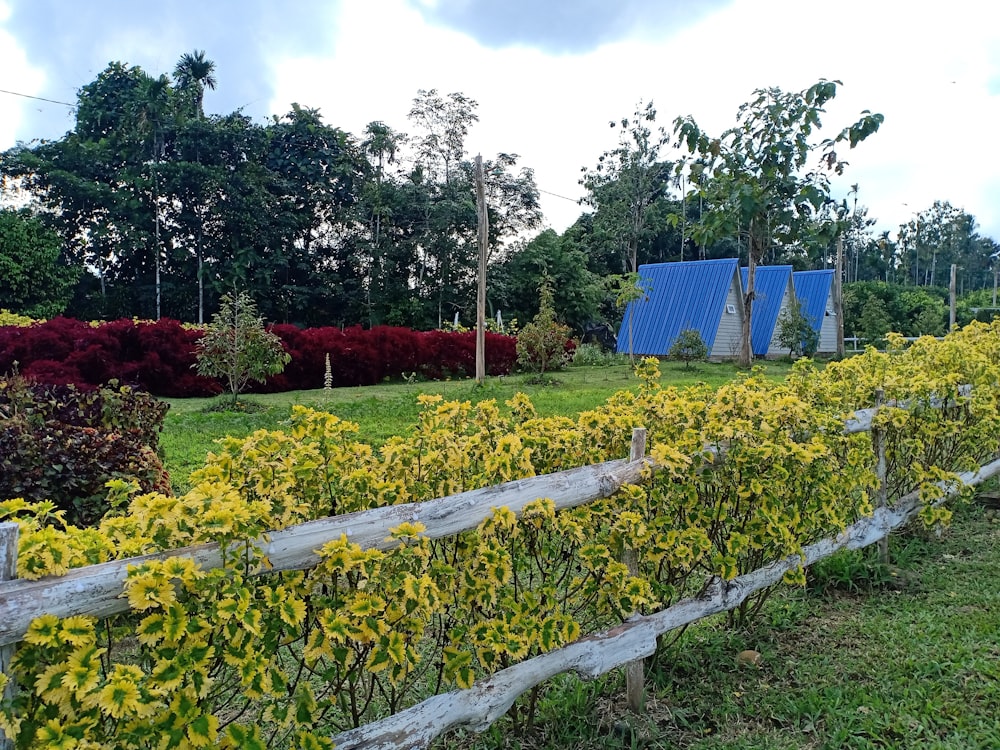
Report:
8,321,999,746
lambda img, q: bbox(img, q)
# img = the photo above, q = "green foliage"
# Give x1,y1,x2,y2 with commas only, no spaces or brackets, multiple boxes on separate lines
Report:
494,229,604,331
516,282,572,375
776,296,819,357
0,209,78,318
674,80,882,365
957,287,1000,326
0,376,169,524
194,291,290,404
668,329,708,368
896,200,998,290
569,344,628,367
843,281,947,344
580,101,673,275
807,548,892,594
3,317,998,748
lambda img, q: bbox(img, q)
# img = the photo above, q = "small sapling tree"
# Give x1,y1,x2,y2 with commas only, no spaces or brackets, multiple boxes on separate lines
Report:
668,328,708,369
516,280,571,379
194,291,290,404
776,298,819,357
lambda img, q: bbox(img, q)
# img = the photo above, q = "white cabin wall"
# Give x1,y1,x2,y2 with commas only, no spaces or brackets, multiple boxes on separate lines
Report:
765,279,794,357
818,293,838,353
711,276,744,359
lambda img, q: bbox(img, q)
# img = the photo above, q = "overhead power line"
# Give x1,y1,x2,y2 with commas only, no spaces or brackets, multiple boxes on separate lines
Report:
537,187,580,203
0,88,75,108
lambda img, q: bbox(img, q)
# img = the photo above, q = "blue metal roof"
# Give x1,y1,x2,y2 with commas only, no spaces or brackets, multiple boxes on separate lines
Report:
616,258,741,355
740,265,793,356
792,270,834,334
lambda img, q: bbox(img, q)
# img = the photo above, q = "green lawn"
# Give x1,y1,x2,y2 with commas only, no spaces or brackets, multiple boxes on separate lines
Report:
442,501,1000,749
160,360,794,491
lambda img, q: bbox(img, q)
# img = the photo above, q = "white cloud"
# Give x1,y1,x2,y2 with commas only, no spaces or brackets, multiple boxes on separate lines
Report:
7,0,1000,241
265,0,1000,240
0,1,47,149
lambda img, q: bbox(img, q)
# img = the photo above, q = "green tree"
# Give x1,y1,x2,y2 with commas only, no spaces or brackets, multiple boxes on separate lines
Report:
674,79,883,366
194,291,290,404
173,49,217,119
516,281,571,377
775,296,818,357
0,209,78,318
842,281,947,341
856,296,892,347
668,328,708,369
897,201,997,292
581,101,673,275
495,229,603,331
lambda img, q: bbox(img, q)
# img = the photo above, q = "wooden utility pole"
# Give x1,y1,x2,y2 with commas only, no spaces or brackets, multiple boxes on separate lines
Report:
835,236,845,358
474,155,488,384
949,264,957,330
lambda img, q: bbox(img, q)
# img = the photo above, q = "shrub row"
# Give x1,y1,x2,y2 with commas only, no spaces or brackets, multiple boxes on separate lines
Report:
6,322,999,745
0,317,216,397
0,318,519,396
0,377,170,525
263,325,517,391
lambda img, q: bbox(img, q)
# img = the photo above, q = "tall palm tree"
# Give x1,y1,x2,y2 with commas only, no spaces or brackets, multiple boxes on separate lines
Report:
173,50,216,119
173,51,216,321
136,73,173,319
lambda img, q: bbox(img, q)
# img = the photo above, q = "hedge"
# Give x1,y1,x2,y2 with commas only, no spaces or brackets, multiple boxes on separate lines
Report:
0,319,519,396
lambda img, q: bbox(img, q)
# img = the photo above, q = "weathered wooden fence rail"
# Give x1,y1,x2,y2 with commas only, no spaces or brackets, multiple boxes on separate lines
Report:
332,455,1000,749
0,386,971,648
0,457,652,649
0,384,984,749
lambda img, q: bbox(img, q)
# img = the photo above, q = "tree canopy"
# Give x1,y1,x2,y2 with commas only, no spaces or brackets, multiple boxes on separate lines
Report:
3,59,997,341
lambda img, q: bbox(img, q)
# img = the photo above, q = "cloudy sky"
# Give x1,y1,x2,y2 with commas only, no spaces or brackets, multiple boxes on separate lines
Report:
2,0,999,242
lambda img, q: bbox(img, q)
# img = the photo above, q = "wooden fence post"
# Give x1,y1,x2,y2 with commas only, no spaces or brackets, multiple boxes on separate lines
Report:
623,428,647,713
873,390,890,565
0,522,19,750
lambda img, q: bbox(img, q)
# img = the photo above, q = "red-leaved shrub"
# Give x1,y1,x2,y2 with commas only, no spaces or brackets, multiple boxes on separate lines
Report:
0,319,518,395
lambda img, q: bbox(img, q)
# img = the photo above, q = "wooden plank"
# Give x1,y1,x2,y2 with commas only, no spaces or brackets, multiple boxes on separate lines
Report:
0,383,974,648
330,455,1000,750
873,389,890,564
842,384,972,435
0,522,18,750
0,456,649,648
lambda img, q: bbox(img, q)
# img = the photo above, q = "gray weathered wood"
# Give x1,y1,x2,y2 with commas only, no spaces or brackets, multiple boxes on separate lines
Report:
474,154,488,384
949,264,957,330
0,456,650,648
0,522,18,750
835,236,845,358
842,384,972,435
873,389,890,564
330,455,1000,750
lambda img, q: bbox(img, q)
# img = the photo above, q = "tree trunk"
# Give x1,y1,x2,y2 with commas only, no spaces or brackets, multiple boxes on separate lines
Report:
474,156,488,384
740,222,756,368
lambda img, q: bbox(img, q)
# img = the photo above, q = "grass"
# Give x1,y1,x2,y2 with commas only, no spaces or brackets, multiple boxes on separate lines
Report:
160,360,794,491
438,504,1000,750
437,501,1000,749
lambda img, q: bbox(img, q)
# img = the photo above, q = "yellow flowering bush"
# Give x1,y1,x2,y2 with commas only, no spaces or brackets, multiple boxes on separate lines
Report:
1,322,998,746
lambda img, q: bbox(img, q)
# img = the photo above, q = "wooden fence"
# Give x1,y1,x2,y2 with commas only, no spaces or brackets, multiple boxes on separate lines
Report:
0,386,990,749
